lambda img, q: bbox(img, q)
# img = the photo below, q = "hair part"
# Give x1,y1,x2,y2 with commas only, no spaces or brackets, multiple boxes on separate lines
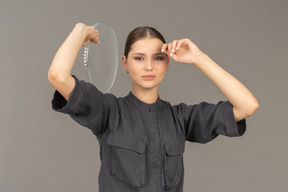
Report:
124,26,166,58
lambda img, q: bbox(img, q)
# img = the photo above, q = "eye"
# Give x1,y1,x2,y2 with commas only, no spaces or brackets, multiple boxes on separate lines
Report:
134,57,143,61
155,56,164,61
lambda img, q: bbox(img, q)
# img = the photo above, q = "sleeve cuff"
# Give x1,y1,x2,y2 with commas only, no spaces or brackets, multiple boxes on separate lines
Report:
222,101,246,137
51,75,86,115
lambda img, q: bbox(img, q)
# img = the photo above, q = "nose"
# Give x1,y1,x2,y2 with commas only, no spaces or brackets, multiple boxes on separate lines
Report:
145,58,153,71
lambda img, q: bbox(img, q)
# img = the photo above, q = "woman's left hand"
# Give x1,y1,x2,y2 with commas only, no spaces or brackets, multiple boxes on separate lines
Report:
161,38,204,66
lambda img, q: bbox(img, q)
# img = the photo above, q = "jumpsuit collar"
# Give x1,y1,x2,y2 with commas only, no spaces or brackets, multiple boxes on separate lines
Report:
126,92,161,112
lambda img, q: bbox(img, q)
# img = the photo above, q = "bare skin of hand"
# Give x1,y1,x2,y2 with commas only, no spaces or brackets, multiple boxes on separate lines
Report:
161,38,259,121
161,38,204,66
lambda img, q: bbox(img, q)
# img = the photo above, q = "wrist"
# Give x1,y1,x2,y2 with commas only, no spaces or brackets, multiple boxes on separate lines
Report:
70,23,90,45
73,23,90,38
73,23,89,34
192,52,208,68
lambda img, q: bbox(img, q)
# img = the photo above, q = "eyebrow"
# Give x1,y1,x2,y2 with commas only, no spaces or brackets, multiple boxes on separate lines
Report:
132,52,165,56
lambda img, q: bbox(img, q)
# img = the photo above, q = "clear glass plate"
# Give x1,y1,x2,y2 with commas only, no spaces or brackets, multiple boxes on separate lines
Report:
84,22,118,93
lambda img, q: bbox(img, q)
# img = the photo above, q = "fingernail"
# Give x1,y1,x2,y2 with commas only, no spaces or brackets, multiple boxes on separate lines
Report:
161,49,164,52
170,53,173,57
172,49,175,53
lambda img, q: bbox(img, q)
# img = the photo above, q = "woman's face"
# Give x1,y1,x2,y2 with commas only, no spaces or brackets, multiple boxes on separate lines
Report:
122,38,169,91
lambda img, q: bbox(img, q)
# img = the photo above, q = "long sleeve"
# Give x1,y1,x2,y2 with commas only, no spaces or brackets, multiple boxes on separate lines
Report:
51,75,117,136
174,101,246,143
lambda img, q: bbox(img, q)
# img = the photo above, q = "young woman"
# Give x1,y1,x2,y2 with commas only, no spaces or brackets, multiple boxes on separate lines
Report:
48,23,259,192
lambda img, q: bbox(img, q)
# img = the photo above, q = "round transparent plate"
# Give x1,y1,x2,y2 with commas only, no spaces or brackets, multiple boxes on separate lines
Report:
84,22,118,93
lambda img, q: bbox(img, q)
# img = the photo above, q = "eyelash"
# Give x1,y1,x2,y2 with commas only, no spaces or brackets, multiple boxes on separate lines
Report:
155,57,164,61
134,57,164,61
135,57,143,61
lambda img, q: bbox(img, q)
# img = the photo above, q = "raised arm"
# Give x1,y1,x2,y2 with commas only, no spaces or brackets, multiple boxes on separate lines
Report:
48,23,99,101
161,38,259,122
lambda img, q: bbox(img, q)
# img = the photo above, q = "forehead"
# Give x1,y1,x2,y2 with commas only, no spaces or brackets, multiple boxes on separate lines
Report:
130,38,164,54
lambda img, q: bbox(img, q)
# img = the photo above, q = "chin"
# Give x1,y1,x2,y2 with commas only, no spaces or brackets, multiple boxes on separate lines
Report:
134,82,159,91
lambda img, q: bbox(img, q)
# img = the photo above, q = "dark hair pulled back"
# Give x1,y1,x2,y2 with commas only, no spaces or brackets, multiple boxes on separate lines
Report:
124,26,166,58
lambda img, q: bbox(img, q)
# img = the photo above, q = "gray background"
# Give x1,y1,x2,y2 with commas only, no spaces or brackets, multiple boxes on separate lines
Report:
1,0,287,191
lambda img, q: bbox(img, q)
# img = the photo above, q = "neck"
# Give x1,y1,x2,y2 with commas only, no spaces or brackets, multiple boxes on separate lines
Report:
132,86,159,104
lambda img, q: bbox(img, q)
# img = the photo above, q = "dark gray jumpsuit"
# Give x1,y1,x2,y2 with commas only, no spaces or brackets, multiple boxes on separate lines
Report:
52,75,246,192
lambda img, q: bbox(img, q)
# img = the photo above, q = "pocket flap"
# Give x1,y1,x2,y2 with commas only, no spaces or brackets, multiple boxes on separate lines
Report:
107,131,146,154
165,141,185,156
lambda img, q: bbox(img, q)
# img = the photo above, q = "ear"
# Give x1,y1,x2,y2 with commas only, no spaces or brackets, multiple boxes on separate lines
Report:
122,55,128,71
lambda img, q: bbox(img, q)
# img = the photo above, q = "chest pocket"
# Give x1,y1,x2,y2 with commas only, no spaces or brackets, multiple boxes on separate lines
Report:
163,138,185,190
106,131,147,188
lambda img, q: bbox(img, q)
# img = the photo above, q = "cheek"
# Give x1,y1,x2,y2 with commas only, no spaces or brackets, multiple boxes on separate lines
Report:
156,63,168,73
127,64,142,77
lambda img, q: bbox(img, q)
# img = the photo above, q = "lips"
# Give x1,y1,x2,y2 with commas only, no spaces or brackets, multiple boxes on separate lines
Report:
142,75,155,80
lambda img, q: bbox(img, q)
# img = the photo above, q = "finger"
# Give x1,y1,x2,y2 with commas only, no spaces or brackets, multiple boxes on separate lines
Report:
168,43,173,57
95,30,99,42
161,43,169,55
94,34,100,44
93,37,99,44
161,44,168,54
91,27,100,44
93,27,98,33
171,40,178,54
161,44,169,58
92,28,99,36
90,35,99,44
90,26,96,34
176,38,189,50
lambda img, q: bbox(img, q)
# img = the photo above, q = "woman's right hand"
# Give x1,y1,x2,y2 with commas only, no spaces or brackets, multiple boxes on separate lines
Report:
74,23,99,46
